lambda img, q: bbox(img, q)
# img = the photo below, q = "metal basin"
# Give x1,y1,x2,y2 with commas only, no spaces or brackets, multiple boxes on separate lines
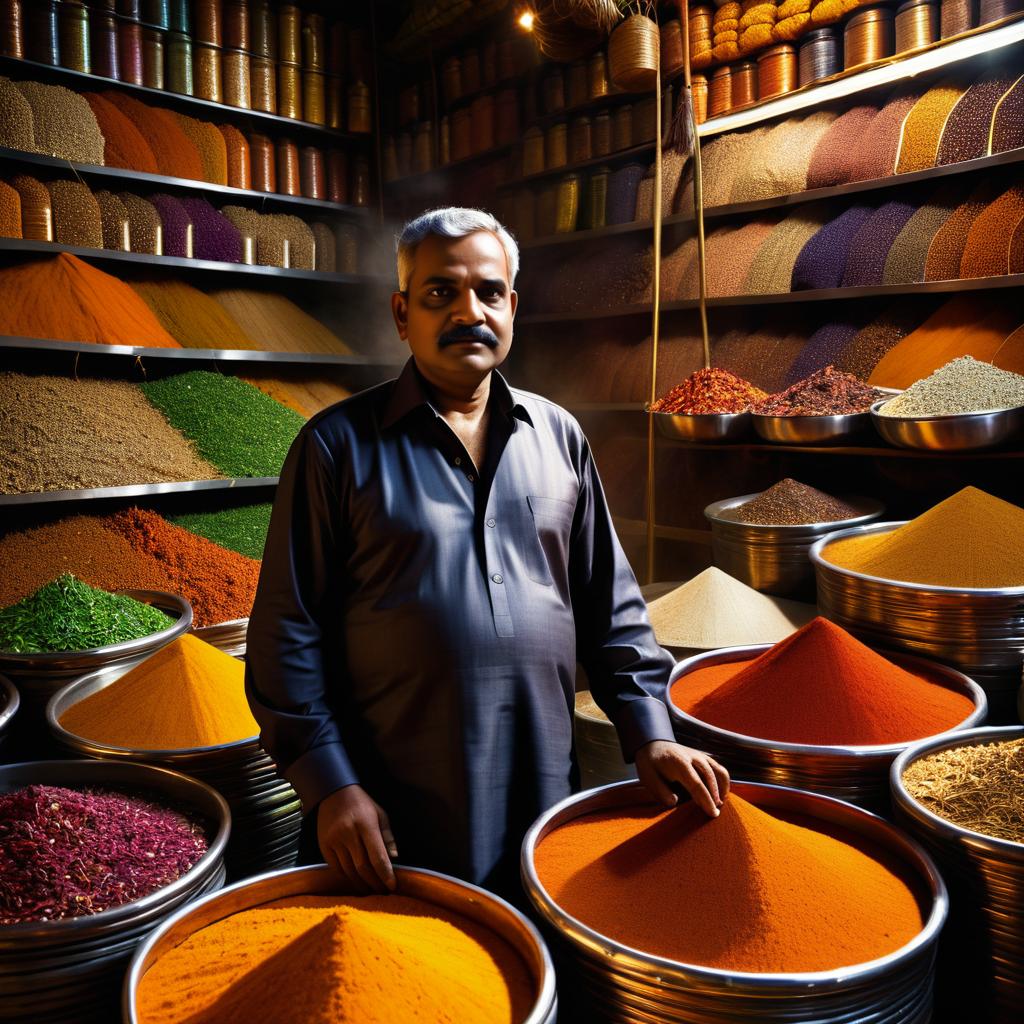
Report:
891,726,1024,1022
705,493,884,599
751,409,874,445
123,864,558,1024
522,779,946,1024
667,645,987,810
871,399,1024,451
652,409,751,442
0,759,229,1024
192,617,248,658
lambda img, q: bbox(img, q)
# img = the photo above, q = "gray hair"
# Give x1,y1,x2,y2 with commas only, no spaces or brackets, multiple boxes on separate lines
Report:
396,207,520,292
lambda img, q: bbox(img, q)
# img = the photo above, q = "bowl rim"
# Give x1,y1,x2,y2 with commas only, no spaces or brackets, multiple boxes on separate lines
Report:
704,491,886,531
0,672,19,729
648,406,752,421
870,397,1024,422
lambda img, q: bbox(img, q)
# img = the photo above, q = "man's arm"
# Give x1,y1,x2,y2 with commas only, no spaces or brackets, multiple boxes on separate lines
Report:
570,438,729,816
245,425,397,891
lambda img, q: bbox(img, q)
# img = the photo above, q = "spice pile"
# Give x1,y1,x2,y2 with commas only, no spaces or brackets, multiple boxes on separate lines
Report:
878,356,1024,417
170,504,273,561
671,617,975,745
0,785,207,924
902,737,1024,844
534,793,924,973
135,894,534,1024
60,634,258,751
651,368,767,414
646,567,816,649
752,366,886,416
822,486,1024,588
723,478,865,525
0,574,173,654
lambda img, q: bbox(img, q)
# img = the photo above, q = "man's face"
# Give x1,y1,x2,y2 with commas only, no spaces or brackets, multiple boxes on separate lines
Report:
392,230,518,384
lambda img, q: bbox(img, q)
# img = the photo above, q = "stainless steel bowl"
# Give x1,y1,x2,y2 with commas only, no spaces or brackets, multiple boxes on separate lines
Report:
751,409,875,445
0,672,18,751
123,864,558,1024
871,398,1024,451
705,493,885,599
522,780,946,1024
653,409,752,443
667,645,987,810
192,617,248,658
891,726,1024,1020
0,759,229,1024
811,523,1024,722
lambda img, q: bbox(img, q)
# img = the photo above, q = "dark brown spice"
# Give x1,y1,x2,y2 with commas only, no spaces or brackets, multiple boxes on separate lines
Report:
725,478,864,525
752,366,886,415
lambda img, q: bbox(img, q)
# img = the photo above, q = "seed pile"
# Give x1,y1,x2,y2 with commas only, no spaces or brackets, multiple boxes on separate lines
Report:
241,372,353,417
103,92,205,181
47,179,103,248
14,80,105,164
879,356,1024,417
936,74,1015,165
896,80,968,173
753,366,885,415
0,181,22,239
119,193,162,254
991,76,1024,154
849,91,922,181
10,174,50,241
173,113,228,185
179,198,244,263
209,288,353,355
728,112,835,202
841,200,917,287
902,738,1024,843
725,478,864,525
806,104,879,188
924,183,999,281
959,185,1024,278
744,208,829,293
131,280,257,349
83,93,159,173
651,368,768,413
784,320,863,383
312,222,337,273
883,187,958,284
0,784,208,924
95,191,130,250
0,76,38,153
151,194,193,258
171,504,273,561
140,371,305,478
0,573,174,654
835,308,922,381
792,205,874,290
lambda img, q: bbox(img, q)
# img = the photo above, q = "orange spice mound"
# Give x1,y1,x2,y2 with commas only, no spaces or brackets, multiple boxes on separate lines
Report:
671,617,974,746
135,895,535,1024
534,795,925,973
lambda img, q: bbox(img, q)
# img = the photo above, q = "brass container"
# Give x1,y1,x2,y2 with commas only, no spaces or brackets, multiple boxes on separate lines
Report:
118,18,144,84
661,18,685,77
167,0,188,32
569,116,592,163
276,138,300,195
326,75,343,129
451,107,471,161
844,6,895,70
277,61,301,119
798,27,839,86
940,0,975,35
223,130,250,189
545,121,568,169
567,59,588,107
303,69,325,124
223,0,248,50
612,103,633,150
495,87,520,145
543,67,565,113
709,64,733,117
731,60,757,108
442,57,462,105
413,121,434,174
347,81,371,133
24,0,59,66
249,131,275,192
193,0,221,45
555,174,579,234
470,94,494,153
250,55,275,112
58,1,90,74
142,0,170,29
166,31,193,95
327,149,347,204
249,0,274,58
302,11,324,70
692,74,708,124
633,96,658,142
90,10,119,77
593,111,612,155
142,27,164,89
522,127,545,175
1,0,24,60
587,50,608,99
277,2,300,63
757,43,797,100
586,168,608,229
194,43,222,102
896,0,939,51
979,0,1019,22
117,0,142,18
350,154,370,207
462,47,481,94
223,48,250,108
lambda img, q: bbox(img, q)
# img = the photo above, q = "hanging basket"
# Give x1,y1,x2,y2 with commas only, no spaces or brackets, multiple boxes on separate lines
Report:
609,14,660,93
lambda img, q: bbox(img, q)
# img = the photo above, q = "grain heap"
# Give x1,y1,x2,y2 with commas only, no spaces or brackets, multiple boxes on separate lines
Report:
878,357,1024,417
534,792,925,972
14,80,104,164
792,205,874,290
119,193,162,254
240,371,354,418
834,307,923,380
959,185,1024,278
170,504,272,561
102,92,205,181
47,179,103,248
173,113,228,185
83,93,159,173
806,105,879,188
784,320,864,383
60,634,259,750
883,186,959,284
131,280,257,349
841,200,917,287
651,368,767,413
743,207,829,294
135,895,534,1024
896,79,969,173
821,486,1024,587
151,194,193,258
924,182,999,281
0,180,22,239
936,73,1016,165
179,198,244,263
849,90,922,181
95,191,131,250
752,366,885,415
991,76,1024,154
724,478,863,524
646,566,816,648
0,76,38,153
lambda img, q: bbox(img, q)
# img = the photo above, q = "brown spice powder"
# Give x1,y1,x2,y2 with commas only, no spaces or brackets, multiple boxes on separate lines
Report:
173,113,228,185
119,193,162,255
883,185,959,284
924,182,1001,281
0,181,22,239
806,104,879,188
131,279,258,350
959,185,1024,279
849,90,922,182
0,75,39,154
936,73,1016,165
895,79,968,174
94,191,130,251
833,307,923,381
707,220,777,296
47,180,103,249
14,81,105,165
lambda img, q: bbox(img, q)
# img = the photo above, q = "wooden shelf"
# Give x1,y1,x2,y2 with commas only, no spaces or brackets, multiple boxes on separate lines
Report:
383,140,516,191
613,517,713,544
566,402,644,413
0,477,280,508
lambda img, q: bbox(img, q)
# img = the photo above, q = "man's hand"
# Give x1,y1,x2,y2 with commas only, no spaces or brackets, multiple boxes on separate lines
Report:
635,740,730,817
318,784,398,894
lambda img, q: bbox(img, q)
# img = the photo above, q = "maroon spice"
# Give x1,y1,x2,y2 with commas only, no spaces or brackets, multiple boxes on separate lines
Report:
652,367,768,414
752,366,886,416
0,784,208,924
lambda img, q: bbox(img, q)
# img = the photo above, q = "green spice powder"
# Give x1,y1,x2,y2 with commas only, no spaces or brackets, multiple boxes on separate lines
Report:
171,503,273,560
0,574,174,653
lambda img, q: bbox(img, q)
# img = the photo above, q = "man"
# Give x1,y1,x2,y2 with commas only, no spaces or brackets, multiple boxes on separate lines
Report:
245,208,729,900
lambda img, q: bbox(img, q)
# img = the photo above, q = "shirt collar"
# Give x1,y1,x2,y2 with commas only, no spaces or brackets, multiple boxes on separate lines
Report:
382,357,534,430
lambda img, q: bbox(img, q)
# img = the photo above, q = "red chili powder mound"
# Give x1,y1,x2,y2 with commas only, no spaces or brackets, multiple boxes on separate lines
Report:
671,617,975,745
651,367,767,413
534,794,925,973
104,508,259,627
101,92,204,182
83,93,159,173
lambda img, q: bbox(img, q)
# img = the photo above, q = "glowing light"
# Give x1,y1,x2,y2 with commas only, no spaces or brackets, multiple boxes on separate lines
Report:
518,9,535,30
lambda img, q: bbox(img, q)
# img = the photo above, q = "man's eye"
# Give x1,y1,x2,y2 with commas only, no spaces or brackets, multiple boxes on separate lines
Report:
427,287,450,298
481,288,503,300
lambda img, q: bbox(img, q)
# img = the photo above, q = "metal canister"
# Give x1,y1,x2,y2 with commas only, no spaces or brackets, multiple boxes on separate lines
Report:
587,49,608,100
223,129,250,189
798,27,839,86
302,11,324,70
25,0,60,66
249,0,274,57
328,18,344,76
442,56,461,105
661,19,685,78
522,126,544,175
276,138,300,195
451,107,472,161
277,61,301,118
470,94,494,152
58,1,90,73
980,0,1022,21
586,167,609,228
90,9,118,77
249,131,275,191
193,0,220,45
277,2,299,62
298,145,324,198
303,69,325,125
350,154,369,207
535,182,557,236
567,59,588,107
223,0,247,49
844,6,895,69
708,65,732,117
495,87,520,145
612,103,633,150
250,55,275,112
593,111,611,155
0,0,23,60
545,121,568,169
692,73,708,124
462,47,481,94
896,0,939,51
167,0,188,32
142,27,164,89
326,75,343,129
327,149,347,203
166,31,193,95
142,0,169,29
117,0,141,18
555,173,579,233
543,67,565,113
347,81,371,133
223,48,251,107
757,43,797,99
194,42,222,101
413,121,435,174
118,18,143,83
568,115,592,162
940,0,975,35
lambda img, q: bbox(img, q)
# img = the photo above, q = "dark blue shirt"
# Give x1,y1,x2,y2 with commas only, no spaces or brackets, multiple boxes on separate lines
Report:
245,358,674,891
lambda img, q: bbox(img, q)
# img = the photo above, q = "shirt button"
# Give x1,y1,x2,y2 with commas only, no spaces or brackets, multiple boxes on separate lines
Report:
491,573,503,584
453,456,462,466
467,474,475,482
486,518,496,528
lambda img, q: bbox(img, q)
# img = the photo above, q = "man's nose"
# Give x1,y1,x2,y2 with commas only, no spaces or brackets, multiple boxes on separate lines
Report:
450,288,485,324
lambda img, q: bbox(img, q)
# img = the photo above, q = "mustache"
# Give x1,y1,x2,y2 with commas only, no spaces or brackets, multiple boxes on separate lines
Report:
438,325,500,349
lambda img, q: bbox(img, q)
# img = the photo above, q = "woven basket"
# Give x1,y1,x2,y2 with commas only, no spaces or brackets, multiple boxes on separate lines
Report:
609,14,660,92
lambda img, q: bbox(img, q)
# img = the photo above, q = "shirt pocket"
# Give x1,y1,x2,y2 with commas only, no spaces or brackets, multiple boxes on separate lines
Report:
525,495,576,587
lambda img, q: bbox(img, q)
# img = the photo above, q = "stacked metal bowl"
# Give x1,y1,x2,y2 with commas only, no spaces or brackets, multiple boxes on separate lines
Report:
48,665,302,882
0,759,229,1024
666,646,987,810
0,673,18,755
124,864,558,1024
522,780,946,1024
574,691,637,790
652,409,751,443
192,617,248,658
705,493,885,599
812,523,1024,720
892,726,1024,1023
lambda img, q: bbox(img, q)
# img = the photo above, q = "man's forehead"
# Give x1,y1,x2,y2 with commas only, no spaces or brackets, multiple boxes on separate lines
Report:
411,231,509,282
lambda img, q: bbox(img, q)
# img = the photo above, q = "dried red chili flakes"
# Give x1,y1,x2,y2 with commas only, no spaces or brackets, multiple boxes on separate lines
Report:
751,366,886,416
651,368,768,414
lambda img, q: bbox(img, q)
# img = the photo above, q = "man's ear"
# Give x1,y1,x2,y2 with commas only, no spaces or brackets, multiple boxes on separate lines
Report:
391,291,409,340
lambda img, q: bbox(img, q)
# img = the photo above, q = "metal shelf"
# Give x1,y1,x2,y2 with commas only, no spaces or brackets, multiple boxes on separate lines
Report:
0,146,371,218
0,238,386,286
0,54,369,144
0,477,281,508
655,438,1024,459
497,142,655,190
